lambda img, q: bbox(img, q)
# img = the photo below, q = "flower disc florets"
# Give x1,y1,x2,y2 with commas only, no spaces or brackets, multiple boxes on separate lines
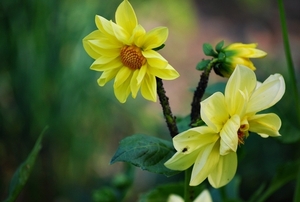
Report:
120,46,146,70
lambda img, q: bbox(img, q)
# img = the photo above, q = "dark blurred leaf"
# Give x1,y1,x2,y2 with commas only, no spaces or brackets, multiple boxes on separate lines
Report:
139,183,185,202
249,160,300,202
196,59,211,71
203,43,217,57
110,134,179,177
4,126,48,202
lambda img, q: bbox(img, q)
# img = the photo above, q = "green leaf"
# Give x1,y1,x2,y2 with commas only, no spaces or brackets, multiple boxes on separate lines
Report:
4,126,48,202
110,134,179,177
196,59,211,71
215,40,224,52
203,43,217,57
153,44,165,51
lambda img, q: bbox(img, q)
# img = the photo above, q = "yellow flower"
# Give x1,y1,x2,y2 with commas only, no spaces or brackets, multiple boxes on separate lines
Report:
83,0,179,103
165,65,285,188
167,189,212,202
215,43,267,77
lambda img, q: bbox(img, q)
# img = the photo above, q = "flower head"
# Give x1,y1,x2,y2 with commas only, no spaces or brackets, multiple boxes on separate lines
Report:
82,0,179,103
165,65,285,188
167,189,212,202
214,43,266,77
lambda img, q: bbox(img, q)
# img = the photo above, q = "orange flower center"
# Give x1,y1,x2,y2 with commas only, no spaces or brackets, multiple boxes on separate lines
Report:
237,124,248,145
120,46,146,70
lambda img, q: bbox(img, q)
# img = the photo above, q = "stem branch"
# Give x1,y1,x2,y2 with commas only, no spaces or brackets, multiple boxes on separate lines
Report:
156,78,178,138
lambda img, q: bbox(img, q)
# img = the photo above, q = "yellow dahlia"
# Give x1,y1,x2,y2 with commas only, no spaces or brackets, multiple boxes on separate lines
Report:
83,0,179,103
165,65,285,188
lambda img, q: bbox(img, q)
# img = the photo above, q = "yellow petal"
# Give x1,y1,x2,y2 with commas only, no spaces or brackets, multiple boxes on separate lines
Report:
208,151,237,188
115,0,138,35
97,69,119,86
225,65,256,116
114,75,131,103
130,65,146,98
194,189,213,202
141,73,157,101
164,147,202,171
148,64,179,80
226,57,256,70
131,25,146,46
247,74,285,114
142,50,168,68
172,126,219,153
201,92,229,132
143,27,168,50
167,194,184,202
190,142,219,186
110,21,131,44
114,66,132,88
248,113,281,137
82,30,104,59
219,115,240,155
225,43,257,50
95,15,114,36
90,57,122,72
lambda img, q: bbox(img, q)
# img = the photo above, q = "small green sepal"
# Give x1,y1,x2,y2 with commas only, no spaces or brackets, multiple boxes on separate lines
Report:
153,44,165,51
196,59,211,71
215,40,224,52
203,43,217,57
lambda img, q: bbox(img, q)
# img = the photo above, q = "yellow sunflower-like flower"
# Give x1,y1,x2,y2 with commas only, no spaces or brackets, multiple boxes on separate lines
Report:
215,43,267,77
165,65,285,188
83,0,179,103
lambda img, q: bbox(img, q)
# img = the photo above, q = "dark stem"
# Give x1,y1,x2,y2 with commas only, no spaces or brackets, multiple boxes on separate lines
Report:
190,65,213,126
156,77,178,138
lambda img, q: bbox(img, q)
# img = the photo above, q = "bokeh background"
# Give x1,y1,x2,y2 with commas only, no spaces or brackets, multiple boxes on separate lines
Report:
1,0,300,201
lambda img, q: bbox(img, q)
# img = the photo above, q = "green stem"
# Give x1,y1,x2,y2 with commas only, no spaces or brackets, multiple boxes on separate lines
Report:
277,0,300,122
190,59,216,126
156,77,178,138
184,166,195,202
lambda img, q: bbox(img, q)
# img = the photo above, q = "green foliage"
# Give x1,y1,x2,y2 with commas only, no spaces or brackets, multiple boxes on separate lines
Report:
4,127,47,202
111,134,180,177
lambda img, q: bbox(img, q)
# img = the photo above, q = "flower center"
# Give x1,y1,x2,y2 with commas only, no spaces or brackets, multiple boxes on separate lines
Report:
120,45,146,70
237,124,249,145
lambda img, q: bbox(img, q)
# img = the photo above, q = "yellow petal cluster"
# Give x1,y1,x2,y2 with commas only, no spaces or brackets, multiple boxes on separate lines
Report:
83,0,179,103
216,43,267,77
167,189,212,202
165,65,285,188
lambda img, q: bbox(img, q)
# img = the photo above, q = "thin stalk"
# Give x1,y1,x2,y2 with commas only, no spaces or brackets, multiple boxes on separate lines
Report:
184,167,195,202
278,0,300,122
156,77,178,138
190,59,216,126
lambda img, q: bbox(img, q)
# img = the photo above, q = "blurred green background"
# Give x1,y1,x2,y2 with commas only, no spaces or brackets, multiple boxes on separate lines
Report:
1,0,299,201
